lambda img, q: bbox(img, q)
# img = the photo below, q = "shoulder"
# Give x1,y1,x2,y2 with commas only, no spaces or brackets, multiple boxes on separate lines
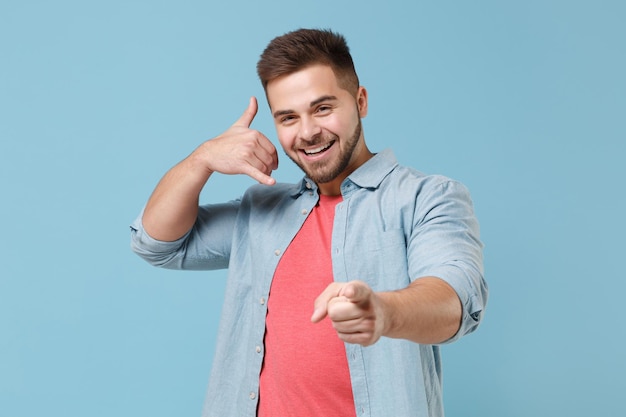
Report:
386,163,470,197
240,182,301,207
379,165,475,224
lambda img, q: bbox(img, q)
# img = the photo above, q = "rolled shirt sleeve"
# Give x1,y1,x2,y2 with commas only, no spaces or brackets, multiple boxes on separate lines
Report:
129,200,240,271
409,179,487,343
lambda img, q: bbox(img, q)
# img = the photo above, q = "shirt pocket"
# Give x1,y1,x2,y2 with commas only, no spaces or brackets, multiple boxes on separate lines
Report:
358,228,410,291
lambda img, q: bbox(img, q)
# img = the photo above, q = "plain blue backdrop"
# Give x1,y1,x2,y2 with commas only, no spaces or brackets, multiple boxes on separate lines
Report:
1,1,624,416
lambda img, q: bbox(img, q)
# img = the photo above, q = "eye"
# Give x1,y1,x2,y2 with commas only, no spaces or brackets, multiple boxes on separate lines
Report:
316,105,332,114
279,115,296,124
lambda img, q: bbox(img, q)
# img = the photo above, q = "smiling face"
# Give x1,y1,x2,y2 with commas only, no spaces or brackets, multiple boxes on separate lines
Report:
266,64,372,195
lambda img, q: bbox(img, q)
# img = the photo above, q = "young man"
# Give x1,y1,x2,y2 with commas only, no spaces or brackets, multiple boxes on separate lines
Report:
131,29,488,417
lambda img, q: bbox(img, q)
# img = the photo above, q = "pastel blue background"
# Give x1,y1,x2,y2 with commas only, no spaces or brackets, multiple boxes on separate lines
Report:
1,1,624,416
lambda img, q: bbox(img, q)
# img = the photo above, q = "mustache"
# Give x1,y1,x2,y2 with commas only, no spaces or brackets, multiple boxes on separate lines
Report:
293,132,338,149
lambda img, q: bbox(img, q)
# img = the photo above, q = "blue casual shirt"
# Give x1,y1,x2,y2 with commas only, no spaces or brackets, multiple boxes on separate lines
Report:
130,149,488,417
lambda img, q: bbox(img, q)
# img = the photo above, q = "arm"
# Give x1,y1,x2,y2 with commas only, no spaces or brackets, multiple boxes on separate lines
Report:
312,179,485,347
311,277,461,346
141,97,279,242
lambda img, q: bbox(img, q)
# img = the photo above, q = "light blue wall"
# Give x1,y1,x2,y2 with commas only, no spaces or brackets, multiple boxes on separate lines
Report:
1,1,624,416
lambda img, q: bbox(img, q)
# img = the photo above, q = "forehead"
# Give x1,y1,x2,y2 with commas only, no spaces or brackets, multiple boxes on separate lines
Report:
266,65,346,111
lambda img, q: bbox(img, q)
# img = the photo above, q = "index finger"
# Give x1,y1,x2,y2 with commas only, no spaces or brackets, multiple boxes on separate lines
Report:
311,282,345,323
339,281,370,303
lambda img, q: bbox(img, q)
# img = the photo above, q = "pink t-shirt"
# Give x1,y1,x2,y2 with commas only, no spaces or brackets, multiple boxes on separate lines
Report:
258,194,356,417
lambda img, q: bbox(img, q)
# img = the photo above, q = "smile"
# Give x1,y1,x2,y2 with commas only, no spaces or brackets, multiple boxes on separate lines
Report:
302,141,335,155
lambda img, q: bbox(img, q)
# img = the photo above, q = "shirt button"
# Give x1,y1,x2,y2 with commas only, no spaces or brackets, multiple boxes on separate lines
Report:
260,297,266,305
249,392,256,400
255,345,262,353
301,209,308,215
305,182,312,189
274,249,280,256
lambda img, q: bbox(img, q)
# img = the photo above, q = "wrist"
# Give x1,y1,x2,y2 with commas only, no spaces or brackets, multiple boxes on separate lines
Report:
377,291,399,339
185,148,214,182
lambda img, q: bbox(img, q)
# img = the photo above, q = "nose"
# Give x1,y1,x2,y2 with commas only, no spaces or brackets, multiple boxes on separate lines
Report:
298,116,322,142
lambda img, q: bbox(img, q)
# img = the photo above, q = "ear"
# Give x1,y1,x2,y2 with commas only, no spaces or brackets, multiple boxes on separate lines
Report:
356,86,368,117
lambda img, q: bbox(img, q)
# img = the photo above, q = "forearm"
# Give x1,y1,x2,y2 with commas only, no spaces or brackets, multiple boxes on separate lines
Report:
379,277,462,345
142,153,213,242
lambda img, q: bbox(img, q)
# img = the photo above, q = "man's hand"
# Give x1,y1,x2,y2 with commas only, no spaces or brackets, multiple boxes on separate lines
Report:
311,281,387,347
192,96,279,185
142,97,278,241
311,277,463,346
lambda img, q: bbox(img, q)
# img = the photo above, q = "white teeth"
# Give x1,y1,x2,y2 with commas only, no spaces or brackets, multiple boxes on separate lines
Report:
303,142,332,155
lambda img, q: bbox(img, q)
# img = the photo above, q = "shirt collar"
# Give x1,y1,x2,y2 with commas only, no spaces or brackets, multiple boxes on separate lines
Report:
290,177,318,197
289,149,398,198
344,148,398,190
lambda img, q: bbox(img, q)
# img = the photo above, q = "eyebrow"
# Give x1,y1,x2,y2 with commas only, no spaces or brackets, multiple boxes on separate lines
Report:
272,95,338,119
310,95,337,107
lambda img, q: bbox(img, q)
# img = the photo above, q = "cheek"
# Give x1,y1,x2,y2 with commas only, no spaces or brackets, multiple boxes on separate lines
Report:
322,113,355,137
275,128,296,152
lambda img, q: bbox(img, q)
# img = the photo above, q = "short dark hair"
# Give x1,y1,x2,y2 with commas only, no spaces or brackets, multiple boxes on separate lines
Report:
257,28,360,95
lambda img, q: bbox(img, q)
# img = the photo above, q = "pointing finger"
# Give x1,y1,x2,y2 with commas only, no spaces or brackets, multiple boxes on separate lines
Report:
311,282,344,323
340,281,370,304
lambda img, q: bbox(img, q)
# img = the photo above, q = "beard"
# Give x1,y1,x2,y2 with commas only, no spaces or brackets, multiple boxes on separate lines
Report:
287,118,362,185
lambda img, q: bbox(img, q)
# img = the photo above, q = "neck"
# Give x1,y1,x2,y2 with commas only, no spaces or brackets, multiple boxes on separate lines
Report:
317,145,374,196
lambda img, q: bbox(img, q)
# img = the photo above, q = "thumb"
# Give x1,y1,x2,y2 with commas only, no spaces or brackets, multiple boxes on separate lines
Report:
233,96,258,128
